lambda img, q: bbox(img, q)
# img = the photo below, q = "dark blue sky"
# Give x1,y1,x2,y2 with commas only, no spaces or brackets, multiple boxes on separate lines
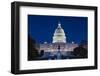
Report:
28,15,87,44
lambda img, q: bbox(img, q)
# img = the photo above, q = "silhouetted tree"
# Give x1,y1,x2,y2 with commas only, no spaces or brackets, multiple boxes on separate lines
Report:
40,50,44,57
80,40,88,49
28,35,39,60
73,46,87,58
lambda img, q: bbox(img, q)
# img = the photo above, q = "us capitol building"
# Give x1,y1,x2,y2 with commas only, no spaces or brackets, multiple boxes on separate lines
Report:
39,22,78,55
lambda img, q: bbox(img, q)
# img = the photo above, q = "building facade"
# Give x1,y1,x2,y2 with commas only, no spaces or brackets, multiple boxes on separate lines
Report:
39,22,78,55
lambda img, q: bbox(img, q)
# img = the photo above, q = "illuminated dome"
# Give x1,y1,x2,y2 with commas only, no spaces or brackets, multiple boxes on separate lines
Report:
53,22,66,43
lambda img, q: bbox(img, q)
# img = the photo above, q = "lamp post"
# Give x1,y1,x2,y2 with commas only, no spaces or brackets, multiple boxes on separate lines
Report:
56,45,62,59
